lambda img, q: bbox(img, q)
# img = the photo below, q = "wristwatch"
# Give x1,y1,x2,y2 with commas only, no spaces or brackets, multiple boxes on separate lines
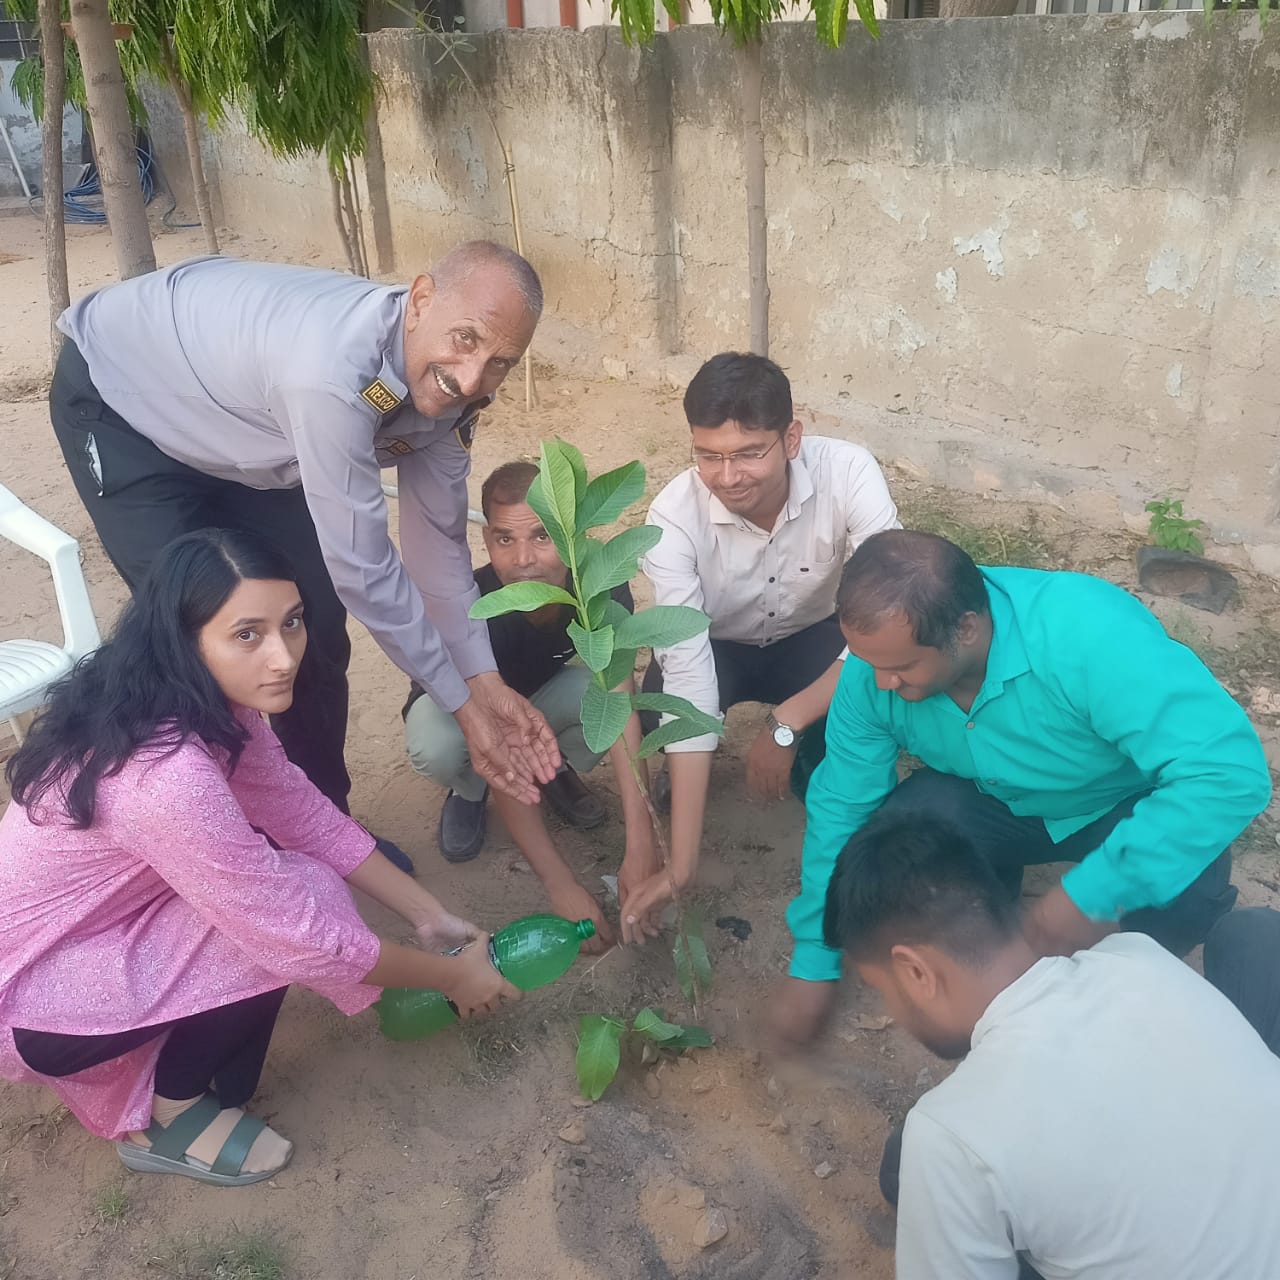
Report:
766,711,796,749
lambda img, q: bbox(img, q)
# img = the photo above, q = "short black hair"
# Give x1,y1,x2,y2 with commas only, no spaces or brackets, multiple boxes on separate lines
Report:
481,460,539,521
683,352,793,434
837,530,990,650
823,812,1019,965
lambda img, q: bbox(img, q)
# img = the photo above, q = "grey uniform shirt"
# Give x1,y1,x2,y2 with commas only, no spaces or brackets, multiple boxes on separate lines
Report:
57,256,495,712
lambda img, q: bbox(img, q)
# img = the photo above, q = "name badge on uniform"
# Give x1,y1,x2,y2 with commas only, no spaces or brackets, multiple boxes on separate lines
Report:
361,378,403,415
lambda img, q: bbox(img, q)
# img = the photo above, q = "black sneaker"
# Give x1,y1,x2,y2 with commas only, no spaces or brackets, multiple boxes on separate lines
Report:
438,789,488,863
541,765,607,830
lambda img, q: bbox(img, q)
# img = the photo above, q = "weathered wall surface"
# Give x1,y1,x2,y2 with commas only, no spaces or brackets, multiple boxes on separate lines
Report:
175,14,1280,566
0,59,81,199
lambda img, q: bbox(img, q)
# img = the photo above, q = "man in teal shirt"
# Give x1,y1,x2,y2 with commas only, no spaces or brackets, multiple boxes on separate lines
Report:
771,529,1271,1047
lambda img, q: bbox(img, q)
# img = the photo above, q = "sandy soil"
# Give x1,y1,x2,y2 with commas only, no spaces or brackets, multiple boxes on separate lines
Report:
1,213,1278,1280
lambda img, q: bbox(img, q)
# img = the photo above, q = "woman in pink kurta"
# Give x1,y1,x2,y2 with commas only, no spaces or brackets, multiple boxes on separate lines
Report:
0,529,516,1187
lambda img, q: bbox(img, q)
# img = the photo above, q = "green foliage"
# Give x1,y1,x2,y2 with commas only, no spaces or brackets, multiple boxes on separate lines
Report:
1146,498,1206,557
673,923,713,1004
575,1010,713,1100
609,0,879,50
575,1015,625,1101
470,438,723,758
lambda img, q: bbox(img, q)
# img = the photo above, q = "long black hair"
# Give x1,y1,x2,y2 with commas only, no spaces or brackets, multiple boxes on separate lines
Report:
6,528,299,828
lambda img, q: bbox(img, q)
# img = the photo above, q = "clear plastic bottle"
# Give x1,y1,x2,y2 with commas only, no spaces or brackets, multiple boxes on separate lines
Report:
376,915,596,1041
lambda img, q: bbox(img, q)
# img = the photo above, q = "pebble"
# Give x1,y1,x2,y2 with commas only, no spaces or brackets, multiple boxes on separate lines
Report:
691,1075,715,1095
571,1096,595,1108
813,1161,835,1179
487,1166,506,1183
678,1185,706,1210
640,1039,660,1066
694,1207,729,1248
768,1114,789,1134
766,1075,782,1099
558,1120,587,1145
644,1073,661,1099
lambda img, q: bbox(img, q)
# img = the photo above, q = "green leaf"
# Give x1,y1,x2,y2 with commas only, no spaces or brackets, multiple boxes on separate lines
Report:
526,473,574,568
579,526,662,601
614,606,712,651
632,1008,684,1043
580,681,633,754
629,693,724,737
469,581,578,619
666,1025,714,1050
541,439,581,543
638,718,723,759
576,1015,625,1101
568,621,615,673
602,646,640,692
561,440,589,504
577,461,646,530
673,928,713,1003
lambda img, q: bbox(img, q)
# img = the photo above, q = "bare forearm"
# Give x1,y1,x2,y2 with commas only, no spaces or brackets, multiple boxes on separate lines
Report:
491,790,577,890
667,750,713,885
774,660,843,732
609,712,654,844
346,849,448,930
363,938,465,989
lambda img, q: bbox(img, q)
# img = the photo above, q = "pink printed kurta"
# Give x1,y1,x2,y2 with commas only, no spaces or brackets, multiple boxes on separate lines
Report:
0,709,381,1139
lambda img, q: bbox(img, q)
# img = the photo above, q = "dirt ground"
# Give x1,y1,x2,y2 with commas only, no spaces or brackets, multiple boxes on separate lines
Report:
2,214,1279,1280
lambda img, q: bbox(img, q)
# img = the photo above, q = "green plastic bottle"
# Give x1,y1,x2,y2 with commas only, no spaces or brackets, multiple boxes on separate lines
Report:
376,914,596,1042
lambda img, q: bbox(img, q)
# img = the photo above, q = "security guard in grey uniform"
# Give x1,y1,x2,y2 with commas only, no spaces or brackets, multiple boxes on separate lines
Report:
48,241,560,871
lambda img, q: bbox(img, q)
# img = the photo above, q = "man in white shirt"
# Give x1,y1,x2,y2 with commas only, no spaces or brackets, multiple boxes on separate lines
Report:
823,809,1280,1280
623,352,898,940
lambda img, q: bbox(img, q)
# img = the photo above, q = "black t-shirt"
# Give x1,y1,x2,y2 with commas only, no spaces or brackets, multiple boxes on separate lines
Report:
402,564,634,715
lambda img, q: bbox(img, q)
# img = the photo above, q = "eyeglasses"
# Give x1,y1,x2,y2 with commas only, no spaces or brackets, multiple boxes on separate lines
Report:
691,436,781,472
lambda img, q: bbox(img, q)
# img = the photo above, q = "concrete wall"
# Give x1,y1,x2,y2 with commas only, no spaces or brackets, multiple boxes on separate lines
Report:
0,59,82,199
176,14,1280,568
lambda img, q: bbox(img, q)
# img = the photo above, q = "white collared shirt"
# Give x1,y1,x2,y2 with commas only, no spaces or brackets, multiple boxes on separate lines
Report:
641,435,898,752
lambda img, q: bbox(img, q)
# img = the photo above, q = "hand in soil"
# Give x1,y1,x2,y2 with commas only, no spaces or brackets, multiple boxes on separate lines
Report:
745,727,796,803
549,881,616,954
440,938,520,1016
1021,884,1114,958
764,976,839,1055
618,856,665,945
620,869,677,945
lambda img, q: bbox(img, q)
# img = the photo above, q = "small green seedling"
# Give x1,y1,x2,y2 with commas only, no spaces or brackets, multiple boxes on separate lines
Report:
576,1008,714,1100
1146,498,1205,556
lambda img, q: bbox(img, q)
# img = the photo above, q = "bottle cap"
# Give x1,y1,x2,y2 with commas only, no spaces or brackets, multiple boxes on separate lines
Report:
575,919,596,940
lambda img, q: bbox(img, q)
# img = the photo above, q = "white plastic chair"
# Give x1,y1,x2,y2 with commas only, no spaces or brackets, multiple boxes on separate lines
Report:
0,482,101,741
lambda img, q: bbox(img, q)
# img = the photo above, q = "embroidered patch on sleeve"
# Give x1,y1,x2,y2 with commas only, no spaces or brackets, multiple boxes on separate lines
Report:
360,378,403,415
456,413,479,452
382,438,415,457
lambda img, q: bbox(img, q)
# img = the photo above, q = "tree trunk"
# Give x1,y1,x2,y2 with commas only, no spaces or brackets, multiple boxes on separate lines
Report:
39,0,70,366
160,37,218,254
330,169,360,274
736,38,769,358
69,0,155,279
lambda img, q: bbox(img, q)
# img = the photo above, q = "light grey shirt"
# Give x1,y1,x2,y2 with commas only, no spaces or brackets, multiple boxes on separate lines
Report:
896,933,1280,1279
58,256,495,712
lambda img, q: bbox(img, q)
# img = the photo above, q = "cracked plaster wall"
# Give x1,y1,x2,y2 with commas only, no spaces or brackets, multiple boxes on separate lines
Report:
190,14,1280,565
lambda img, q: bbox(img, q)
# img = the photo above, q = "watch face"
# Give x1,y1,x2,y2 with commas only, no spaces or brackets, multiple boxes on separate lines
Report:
773,723,796,748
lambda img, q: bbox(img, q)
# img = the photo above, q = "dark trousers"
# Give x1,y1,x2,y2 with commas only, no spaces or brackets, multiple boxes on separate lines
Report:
639,614,846,738
49,341,352,810
13,987,288,1108
878,768,1237,958
1204,907,1280,1055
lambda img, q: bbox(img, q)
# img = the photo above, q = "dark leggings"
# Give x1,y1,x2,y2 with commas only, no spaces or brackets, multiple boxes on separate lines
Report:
14,987,288,1109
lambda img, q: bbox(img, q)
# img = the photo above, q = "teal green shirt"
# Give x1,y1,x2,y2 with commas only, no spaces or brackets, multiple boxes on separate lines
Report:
788,567,1271,982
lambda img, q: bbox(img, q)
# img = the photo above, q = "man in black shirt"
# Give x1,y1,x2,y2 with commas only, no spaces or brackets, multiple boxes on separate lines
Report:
403,462,657,949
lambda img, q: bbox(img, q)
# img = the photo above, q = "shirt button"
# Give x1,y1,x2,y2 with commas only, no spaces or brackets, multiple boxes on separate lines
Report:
966,721,975,730
768,577,776,583
768,611,775,618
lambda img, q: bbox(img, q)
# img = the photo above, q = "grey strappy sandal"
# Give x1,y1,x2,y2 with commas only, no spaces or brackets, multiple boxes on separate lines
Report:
115,1094,292,1187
